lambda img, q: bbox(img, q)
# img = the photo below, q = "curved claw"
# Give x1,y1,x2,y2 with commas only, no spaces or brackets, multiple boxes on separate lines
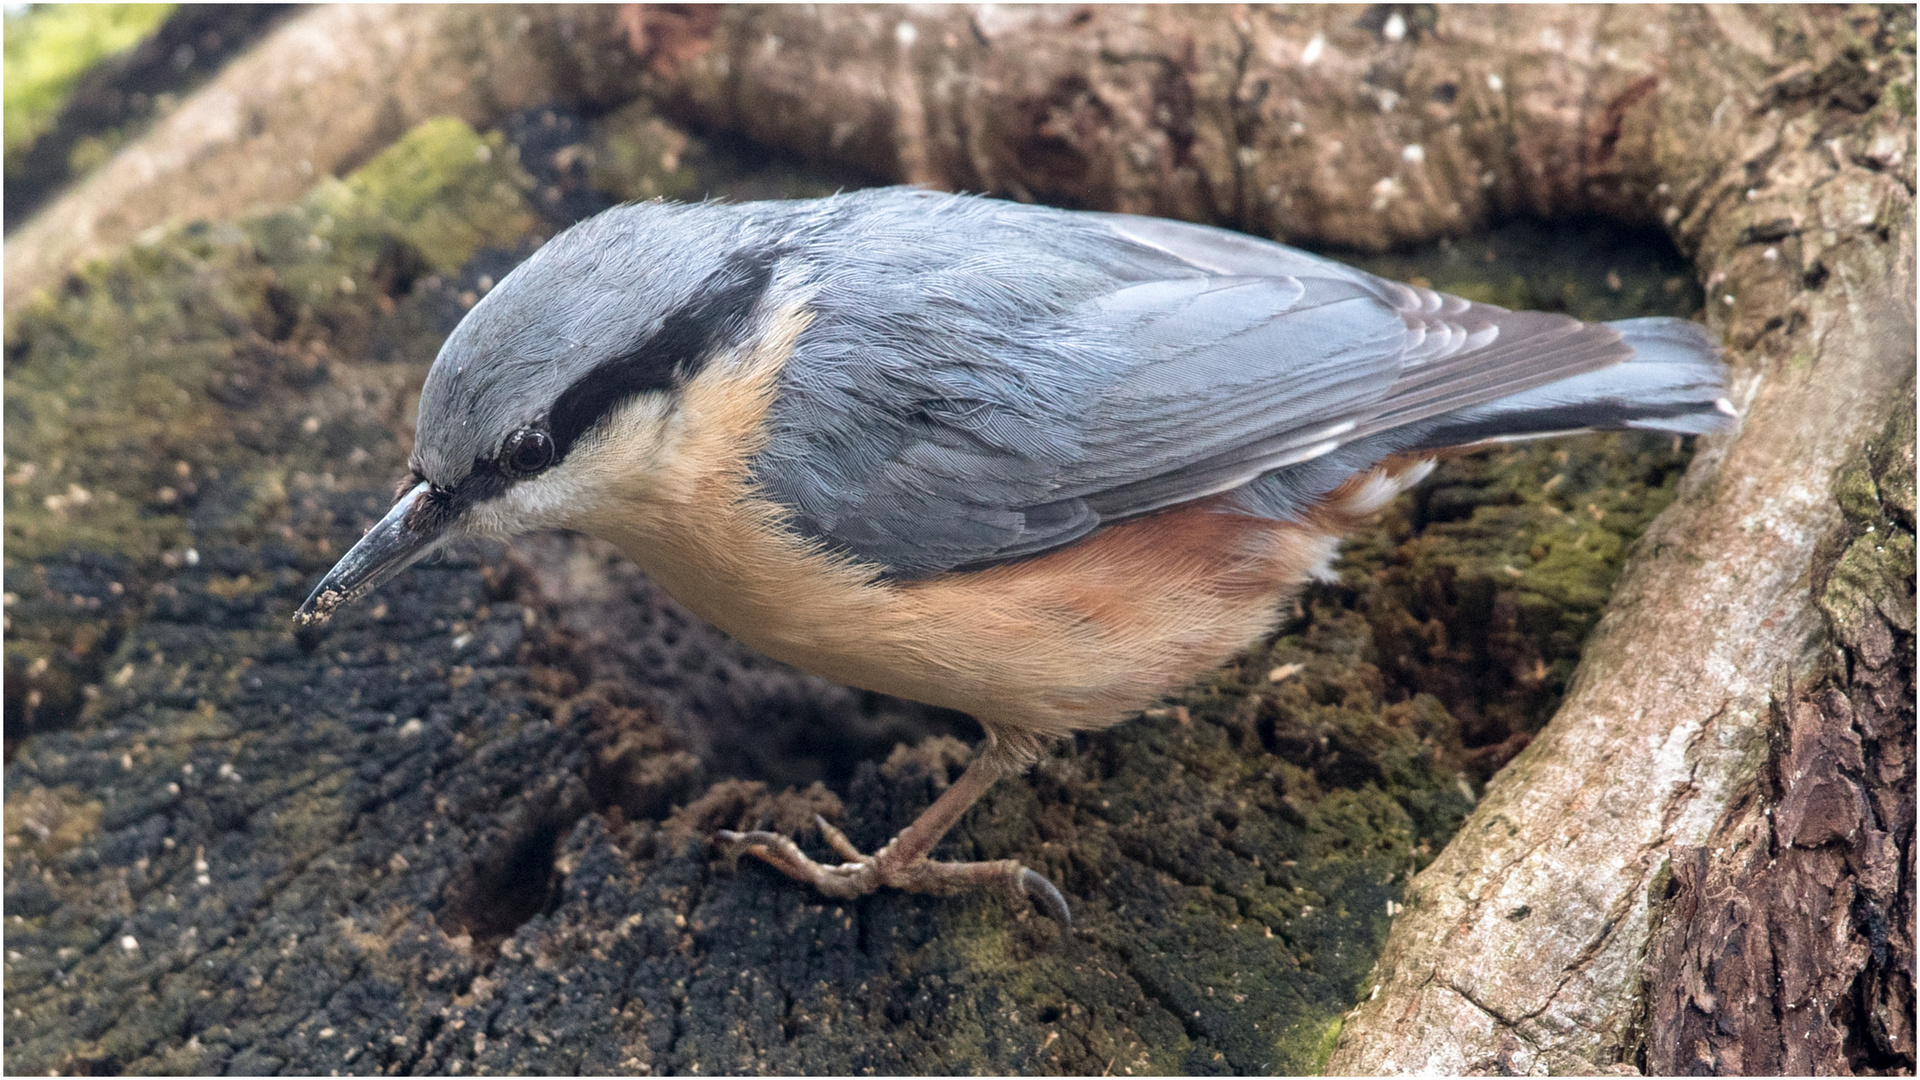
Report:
1020,867,1072,930
713,828,777,848
813,814,867,862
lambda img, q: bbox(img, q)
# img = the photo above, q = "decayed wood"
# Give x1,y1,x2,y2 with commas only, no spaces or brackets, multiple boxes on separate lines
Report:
7,4,1911,1072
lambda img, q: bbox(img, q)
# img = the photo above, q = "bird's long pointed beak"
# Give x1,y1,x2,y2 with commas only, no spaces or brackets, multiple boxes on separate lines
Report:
294,481,448,626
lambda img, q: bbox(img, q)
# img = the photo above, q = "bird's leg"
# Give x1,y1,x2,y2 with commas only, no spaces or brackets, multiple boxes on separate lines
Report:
715,745,1071,925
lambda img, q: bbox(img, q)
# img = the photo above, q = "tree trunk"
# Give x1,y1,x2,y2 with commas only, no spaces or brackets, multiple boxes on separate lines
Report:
3,4,1911,1074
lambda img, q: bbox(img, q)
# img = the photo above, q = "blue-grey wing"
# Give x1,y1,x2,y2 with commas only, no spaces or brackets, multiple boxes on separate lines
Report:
752,193,1643,579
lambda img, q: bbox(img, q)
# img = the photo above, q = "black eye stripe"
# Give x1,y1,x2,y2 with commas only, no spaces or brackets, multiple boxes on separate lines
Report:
416,248,778,516
546,248,778,460
414,460,510,525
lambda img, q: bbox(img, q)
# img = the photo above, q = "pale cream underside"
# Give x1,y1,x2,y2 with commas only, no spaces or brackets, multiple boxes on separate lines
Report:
560,306,1423,740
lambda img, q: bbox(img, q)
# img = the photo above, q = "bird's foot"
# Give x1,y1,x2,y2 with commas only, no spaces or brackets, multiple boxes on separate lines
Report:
715,815,1071,927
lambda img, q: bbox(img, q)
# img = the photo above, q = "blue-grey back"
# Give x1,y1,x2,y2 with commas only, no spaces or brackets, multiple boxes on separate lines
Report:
749,189,1725,579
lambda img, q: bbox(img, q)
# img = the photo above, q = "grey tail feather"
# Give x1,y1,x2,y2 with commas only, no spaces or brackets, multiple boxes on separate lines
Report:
1415,317,1735,450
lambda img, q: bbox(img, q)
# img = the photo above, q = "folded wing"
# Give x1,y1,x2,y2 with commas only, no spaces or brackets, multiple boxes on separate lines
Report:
753,193,1723,580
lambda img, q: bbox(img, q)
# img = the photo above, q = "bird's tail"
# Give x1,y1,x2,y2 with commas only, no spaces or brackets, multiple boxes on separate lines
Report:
1416,317,1735,449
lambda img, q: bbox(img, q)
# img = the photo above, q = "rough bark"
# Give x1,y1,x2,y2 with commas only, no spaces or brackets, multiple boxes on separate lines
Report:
1321,9,1916,1072
3,4,1913,1075
1638,385,1915,1076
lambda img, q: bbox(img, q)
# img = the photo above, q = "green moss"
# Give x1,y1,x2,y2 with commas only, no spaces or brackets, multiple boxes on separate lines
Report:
5,113,539,555
1822,491,1918,643
1868,386,1916,529
3,3,173,161
305,116,539,274
1358,435,1692,742
1310,1016,1346,1073
1888,77,1916,119
902,596,1479,1073
581,100,708,205
1817,388,1918,651
1346,218,1703,323
5,227,253,565
65,126,133,176
583,97,865,205
1646,855,1674,910
1834,445,1887,523
3,784,104,862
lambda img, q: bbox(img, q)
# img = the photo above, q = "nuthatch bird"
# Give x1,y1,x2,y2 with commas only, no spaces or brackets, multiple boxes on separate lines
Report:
296,187,1731,925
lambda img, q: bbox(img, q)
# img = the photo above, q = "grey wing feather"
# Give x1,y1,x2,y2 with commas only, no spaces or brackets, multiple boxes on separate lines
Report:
1052,214,1640,515
1062,275,1409,517
754,191,1711,580
1094,213,1633,437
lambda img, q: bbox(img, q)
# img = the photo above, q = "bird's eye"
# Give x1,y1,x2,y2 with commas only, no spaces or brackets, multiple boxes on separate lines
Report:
503,429,555,476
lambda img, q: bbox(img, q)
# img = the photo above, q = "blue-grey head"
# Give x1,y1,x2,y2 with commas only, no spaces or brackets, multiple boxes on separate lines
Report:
294,201,782,624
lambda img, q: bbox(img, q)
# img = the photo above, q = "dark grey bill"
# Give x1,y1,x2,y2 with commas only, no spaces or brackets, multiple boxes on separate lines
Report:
293,482,449,626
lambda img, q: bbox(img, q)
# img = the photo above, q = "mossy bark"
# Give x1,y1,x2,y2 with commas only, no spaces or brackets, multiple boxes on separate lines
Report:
4,4,1913,1076
1,5,650,316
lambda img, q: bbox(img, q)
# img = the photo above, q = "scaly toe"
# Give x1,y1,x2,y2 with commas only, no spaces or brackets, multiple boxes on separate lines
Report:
713,828,877,899
713,827,1068,924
